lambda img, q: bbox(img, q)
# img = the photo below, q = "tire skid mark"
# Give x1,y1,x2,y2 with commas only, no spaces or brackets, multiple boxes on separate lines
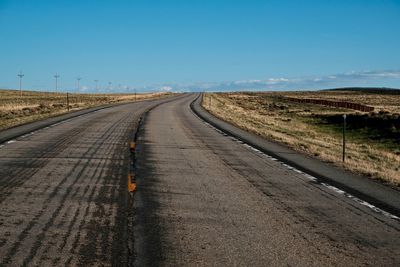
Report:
68,155,112,255
0,115,104,203
41,166,103,266
0,110,120,204
77,116,134,266
32,137,126,264
0,121,88,187
67,130,129,263
41,156,111,266
0,98,181,266
4,160,90,266
41,111,139,266
1,110,134,265
18,111,132,265
0,130,102,260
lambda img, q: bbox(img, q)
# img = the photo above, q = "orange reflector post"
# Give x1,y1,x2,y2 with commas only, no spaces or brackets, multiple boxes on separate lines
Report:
128,174,136,192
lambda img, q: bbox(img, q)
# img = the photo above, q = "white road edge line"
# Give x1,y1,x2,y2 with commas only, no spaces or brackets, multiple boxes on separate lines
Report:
191,109,400,221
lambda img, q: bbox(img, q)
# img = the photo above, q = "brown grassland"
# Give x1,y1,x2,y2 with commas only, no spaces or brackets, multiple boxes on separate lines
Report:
203,90,400,186
0,89,172,130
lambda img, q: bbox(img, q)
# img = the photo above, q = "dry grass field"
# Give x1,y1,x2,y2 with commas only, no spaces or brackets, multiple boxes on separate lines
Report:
203,90,400,186
0,89,173,130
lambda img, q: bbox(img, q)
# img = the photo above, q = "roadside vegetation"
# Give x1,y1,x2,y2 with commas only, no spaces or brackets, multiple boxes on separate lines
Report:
202,89,400,186
0,89,173,130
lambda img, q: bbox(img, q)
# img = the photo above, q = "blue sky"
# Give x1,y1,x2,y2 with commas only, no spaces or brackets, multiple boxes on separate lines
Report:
0,0,400,92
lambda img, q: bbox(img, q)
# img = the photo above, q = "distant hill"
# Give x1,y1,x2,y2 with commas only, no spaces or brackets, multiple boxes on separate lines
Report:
322,87,400,95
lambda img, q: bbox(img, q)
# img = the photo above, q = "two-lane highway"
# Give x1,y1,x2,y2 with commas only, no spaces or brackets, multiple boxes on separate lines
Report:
0,96,180,266
1,93,399,266
134,93,400,266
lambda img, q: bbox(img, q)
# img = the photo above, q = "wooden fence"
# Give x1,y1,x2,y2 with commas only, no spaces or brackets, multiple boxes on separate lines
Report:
283,97,374,112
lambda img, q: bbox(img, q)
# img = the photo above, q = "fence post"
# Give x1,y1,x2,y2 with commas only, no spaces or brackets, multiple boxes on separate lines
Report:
67,92,69,112
343,114,346,162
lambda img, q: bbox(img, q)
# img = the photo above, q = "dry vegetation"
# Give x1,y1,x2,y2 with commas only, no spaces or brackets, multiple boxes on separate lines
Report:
203,90,400,186
0,89,173,130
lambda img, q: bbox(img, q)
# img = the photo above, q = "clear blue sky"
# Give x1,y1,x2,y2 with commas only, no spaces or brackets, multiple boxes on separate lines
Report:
1,0,400,92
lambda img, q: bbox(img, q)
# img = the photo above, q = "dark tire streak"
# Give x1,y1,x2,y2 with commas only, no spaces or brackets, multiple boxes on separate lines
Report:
5,113,119,261
0,95,183,266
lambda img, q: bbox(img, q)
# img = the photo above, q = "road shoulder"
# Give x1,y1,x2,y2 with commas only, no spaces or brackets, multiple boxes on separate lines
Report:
191,94,400,217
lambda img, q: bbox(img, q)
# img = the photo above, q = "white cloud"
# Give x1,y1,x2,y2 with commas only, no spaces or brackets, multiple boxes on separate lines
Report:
267,78,289,84
138,70,400,92
159,86,173,91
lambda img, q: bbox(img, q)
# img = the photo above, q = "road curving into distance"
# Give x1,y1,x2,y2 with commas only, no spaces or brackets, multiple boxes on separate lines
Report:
0,94,183,266
134,93,400,266
1,92,399,266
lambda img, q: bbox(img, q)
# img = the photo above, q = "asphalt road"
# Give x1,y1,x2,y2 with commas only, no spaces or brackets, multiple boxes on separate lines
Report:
1,93,399,266
134,93,400,266
0,96,180,266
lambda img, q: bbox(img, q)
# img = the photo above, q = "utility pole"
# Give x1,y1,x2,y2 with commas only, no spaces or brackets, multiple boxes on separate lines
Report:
108,82,112,93
17,71,24,97
54,73,60,92
94,80,99,93
134,88,137,101
77,77,82,91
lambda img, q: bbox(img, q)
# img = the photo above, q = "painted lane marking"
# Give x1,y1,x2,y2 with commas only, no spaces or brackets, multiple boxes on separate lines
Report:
191,109,400,221
320,183,400,220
